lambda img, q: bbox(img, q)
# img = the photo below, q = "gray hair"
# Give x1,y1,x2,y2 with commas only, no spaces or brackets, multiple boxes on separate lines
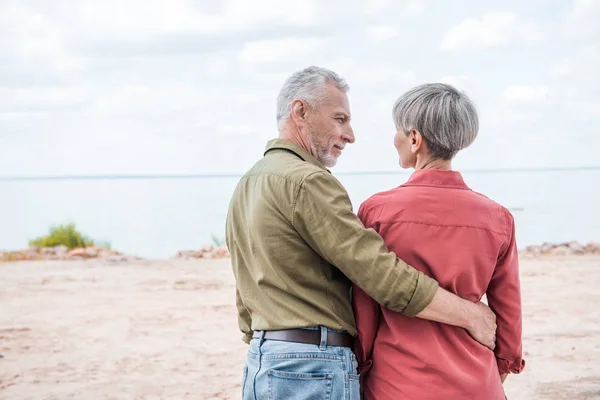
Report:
393,83,479,160
276,66,349,130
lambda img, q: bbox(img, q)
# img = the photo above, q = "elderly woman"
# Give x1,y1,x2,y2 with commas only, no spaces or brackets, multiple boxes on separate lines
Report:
352,83,525,399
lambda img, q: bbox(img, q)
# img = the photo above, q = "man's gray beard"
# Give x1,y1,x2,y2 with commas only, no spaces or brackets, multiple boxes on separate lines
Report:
315,148,337,168
308,130,338,168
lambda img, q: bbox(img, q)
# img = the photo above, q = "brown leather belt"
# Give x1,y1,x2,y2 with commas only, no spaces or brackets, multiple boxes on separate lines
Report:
257,329,353,348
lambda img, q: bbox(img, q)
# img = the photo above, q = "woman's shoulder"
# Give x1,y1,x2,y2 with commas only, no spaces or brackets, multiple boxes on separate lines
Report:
358,186,405,214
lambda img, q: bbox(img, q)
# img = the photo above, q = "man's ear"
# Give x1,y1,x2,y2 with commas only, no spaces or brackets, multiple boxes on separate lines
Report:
290,99,307,124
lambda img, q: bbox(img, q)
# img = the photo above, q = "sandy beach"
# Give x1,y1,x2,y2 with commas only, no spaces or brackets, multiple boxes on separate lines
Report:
1,255,599,399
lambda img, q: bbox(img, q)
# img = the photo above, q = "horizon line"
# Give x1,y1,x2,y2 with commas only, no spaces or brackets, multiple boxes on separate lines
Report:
1,165,600,181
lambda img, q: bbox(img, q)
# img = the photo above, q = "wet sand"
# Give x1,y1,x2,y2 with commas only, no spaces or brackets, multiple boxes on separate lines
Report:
1,255,599,399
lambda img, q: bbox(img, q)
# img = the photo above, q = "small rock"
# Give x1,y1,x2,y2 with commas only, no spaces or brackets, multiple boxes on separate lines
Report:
200,245,214,253
176,250,200,259
540,242,554,253
567,241,585,254
549,246,569,256
525,245,541,255
105,255,128,263
97,248,112,258
215,247,229,258
68,248,87,257
85,247,98,258
53,245,69,255
26,250,39,260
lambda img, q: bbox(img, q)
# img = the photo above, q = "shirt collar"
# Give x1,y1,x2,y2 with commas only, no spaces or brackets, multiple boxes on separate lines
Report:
264,138,329,172
403,169,470,190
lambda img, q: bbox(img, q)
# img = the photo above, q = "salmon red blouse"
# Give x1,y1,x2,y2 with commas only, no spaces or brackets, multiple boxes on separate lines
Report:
352,169,525,400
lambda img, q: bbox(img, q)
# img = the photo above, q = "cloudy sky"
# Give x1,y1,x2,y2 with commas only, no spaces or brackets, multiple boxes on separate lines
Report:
1,0,599,176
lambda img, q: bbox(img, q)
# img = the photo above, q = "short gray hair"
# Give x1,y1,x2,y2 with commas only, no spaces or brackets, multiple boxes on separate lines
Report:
393,83,479,160
276,66,349,130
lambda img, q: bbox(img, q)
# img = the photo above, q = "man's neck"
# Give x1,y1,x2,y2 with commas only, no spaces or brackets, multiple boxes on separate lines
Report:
279,124,313,155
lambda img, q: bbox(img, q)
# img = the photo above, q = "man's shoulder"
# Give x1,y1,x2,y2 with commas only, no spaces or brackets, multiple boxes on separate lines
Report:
245,150,328,185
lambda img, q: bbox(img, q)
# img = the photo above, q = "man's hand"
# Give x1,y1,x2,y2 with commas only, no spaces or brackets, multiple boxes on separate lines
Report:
466,301,497,350
415,287,497,350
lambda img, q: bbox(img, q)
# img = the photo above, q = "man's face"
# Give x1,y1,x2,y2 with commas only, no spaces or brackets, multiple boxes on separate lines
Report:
305,83,355,168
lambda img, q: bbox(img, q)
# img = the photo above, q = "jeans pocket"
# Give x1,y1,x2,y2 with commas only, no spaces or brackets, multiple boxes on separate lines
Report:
268,369,333,400
348,373,360,400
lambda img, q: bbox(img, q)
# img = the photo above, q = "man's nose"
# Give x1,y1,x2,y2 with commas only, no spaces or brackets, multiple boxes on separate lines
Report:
343,126,355,144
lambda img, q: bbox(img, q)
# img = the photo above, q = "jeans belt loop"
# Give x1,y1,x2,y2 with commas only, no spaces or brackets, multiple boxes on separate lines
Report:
319,326,328,351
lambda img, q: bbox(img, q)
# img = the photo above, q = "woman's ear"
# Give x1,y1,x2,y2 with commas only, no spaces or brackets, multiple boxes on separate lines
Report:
410,129,423,153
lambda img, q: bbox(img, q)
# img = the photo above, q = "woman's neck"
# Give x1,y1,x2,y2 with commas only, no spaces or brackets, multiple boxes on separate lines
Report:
414,155,452,171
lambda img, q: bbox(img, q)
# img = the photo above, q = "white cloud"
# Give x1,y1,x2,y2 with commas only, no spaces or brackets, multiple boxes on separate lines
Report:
547,45,599,102
441,12,545,52
367,25,401,42
217,124,256,137
203,53,233,78
224,0,319,29
549,59,572,77
41,0,319,39
323,58,416,88
92,84,212,116
363,0,423,15
238,37,328,65
0,111,52,122
545,44,600,121
556,45,600,84
0,3,88,75
567,101,600,121
351,67,416,86
564,0,600,39
440,76,469,88
1,0,599,179
503,85,549,104
6,87,87,108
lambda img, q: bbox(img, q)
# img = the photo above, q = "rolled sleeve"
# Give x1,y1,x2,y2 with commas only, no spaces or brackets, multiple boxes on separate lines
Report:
487,211,526,375
401,270,439,317
497,357,526,375
293,171,438,314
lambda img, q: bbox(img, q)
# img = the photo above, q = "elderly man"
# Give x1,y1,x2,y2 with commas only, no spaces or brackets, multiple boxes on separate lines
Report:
225,66,497,400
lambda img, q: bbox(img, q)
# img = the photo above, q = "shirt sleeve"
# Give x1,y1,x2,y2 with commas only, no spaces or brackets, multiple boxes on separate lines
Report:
352,283,379,376
487,211,526,374
236,287,253,344
292,171,438,317
352,203,382,376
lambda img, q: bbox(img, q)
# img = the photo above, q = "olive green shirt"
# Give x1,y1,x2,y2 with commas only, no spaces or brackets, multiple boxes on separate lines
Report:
226,139,439,344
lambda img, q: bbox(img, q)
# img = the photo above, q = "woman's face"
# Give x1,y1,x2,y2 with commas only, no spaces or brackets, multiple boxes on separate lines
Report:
394,128,416,169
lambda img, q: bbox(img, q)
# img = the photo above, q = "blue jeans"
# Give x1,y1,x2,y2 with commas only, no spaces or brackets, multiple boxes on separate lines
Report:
241,326,360,400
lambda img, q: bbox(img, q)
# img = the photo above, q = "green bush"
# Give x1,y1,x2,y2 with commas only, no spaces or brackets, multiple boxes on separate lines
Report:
29,224,107,250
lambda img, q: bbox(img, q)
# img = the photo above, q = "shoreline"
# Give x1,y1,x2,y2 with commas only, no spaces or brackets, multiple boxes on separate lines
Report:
1,240,598,263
